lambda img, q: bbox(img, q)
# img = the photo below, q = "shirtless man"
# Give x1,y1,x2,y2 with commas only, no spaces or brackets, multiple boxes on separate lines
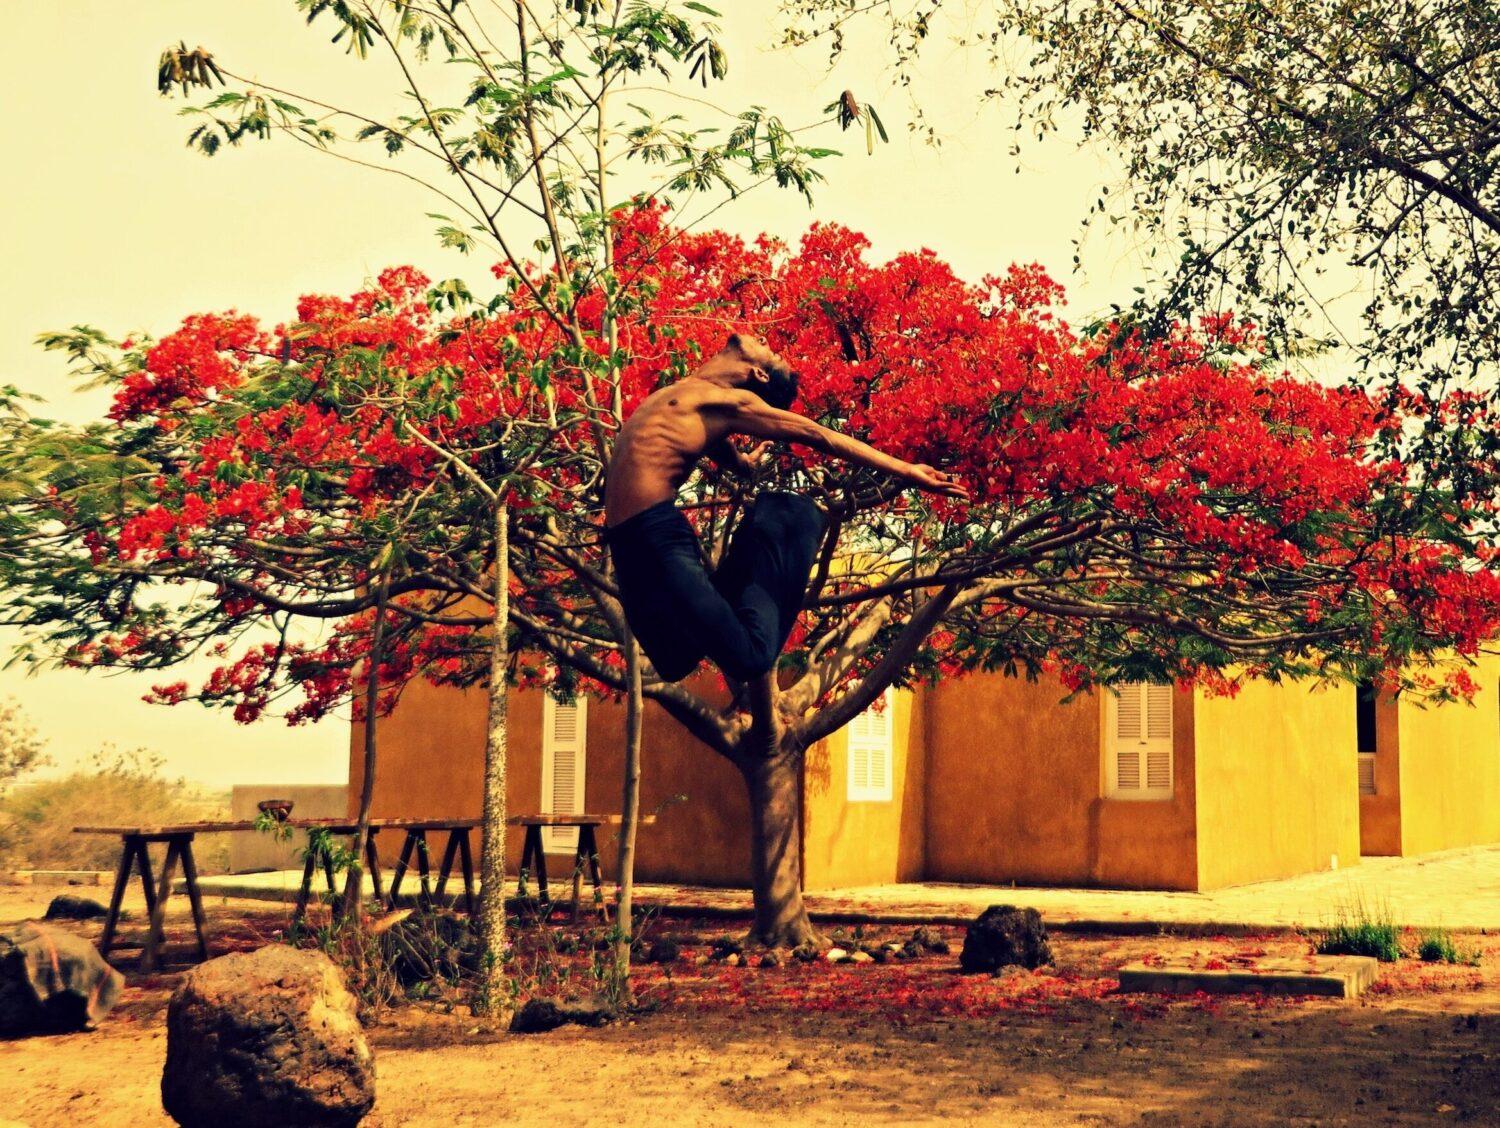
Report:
604,333,967,684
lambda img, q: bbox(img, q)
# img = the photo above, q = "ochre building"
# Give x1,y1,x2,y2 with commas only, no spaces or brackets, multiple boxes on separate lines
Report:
351,657,1500,892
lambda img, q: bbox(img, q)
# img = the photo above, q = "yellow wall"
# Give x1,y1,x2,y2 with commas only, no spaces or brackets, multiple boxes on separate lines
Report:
349,674,751,886
802,689,927,890
1393,656,1500,856
1192,679,1361,889
922,674,1200,890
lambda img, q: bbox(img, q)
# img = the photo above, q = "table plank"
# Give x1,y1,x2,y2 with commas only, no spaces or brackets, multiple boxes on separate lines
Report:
74,822,258,836
507,814,658,827
75,814,657,836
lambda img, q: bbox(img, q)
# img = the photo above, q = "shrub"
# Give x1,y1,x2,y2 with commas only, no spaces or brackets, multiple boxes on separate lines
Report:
1417,927,1481,966
0,747,229,872
1314,898,1403,962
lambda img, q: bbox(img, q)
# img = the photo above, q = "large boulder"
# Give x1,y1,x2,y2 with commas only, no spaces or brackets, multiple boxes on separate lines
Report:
959,906,1053,974
162,945,375,1128
0,921,124,1034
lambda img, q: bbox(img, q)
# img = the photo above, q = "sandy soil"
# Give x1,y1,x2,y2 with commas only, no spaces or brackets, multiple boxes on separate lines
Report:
2,886,1498,1127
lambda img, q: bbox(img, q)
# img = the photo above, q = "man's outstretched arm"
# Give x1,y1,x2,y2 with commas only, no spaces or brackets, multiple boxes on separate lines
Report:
710,389,969,500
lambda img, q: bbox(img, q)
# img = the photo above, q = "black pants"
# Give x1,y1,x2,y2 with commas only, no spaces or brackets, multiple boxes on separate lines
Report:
606,492,826,683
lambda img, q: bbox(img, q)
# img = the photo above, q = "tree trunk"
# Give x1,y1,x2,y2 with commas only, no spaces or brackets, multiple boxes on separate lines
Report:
739,741,824,950
341,568,391,922
611,629,643,993
475,501,510,1011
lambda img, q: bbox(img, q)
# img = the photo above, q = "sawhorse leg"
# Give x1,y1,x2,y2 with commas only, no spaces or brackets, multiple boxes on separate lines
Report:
100,835,155,960
142,835,188,972
364,831,387,910
517,826,550,918
574,824,608,923
436,830,472,912
390,830,435,909
178,837,210,962
456,829,477,915
292,835,340,927
293,845,318,928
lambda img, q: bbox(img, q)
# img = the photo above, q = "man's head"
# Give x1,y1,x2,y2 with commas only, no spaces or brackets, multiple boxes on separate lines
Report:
701,333,800,410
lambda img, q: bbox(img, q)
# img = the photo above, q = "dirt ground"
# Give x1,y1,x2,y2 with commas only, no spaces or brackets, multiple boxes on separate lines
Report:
2,885,1498,1127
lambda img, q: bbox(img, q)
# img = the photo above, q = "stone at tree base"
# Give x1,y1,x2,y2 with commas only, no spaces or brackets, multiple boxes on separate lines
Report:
509,996,617,1034
43,894,109,921
709,935,743,960
646,938,681,964
0,921,123,1034
161,945,375,1128
959,906,1054,974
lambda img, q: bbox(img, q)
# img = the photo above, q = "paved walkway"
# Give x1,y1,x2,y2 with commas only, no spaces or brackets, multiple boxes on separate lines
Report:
188,844,1500,933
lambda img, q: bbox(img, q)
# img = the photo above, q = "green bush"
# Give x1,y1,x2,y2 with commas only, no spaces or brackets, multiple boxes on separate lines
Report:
1418,927,1481,966
1314,898,1403,962
0,747,229,873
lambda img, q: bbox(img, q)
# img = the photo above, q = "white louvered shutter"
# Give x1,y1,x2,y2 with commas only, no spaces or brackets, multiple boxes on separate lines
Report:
542,695,587,852
847,690,894,802
1108,682,1173,799
1358,753,1377,796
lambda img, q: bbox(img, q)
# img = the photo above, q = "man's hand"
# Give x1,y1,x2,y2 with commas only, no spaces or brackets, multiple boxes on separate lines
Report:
742,440,773,468
906,463,969,501
706,437,773,477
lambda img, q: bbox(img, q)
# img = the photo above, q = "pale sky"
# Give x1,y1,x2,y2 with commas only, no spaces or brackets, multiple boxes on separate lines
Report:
0,2,1136,788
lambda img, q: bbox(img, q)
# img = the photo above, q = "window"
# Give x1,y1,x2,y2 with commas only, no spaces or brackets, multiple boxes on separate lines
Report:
1356,680,1377,796
1105,682,1173,799
541,695,587,852
846,690,894,802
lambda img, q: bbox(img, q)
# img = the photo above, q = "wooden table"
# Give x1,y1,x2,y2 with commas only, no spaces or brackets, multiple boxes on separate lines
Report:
76,812,654,966
289,818,481,925
74,821,254,972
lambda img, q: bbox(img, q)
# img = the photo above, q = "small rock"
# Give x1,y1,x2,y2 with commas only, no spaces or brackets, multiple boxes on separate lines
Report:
723,953,742,968
824,948,849,963
646,939,681,965
43,895,108,922
959,906,1053,975
757,952,782,969
710,936,743,960
509,996,617,1034
848,951,874,965
899,941,921,960
0,922,123,1036
693,954,710,967
791,944,819,964
871,947,890,965
162,946,374,1128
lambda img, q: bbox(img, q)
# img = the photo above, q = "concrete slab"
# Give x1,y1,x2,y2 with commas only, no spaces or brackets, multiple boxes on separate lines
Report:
2,870,107,887
1117,955,1381,998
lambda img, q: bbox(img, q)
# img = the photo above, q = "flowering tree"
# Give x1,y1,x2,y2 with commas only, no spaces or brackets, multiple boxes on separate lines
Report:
783,1,1500,502
139,0,862,987
10,200,1497,951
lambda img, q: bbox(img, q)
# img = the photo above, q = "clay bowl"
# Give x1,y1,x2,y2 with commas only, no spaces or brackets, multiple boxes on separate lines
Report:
256,798,295,822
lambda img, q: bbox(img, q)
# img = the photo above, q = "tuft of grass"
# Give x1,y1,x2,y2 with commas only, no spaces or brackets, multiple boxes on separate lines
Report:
1314,897,1403,962
1417,927,1481,966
